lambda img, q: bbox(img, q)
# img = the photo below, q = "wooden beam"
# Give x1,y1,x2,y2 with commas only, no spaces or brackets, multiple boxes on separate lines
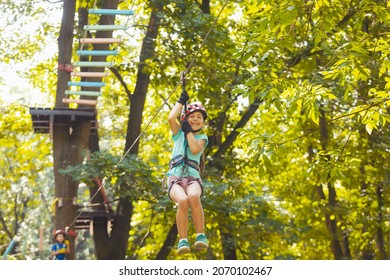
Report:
62,98,98,106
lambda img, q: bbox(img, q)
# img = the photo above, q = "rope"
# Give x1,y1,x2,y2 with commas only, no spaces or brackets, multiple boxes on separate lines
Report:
64,178,112,234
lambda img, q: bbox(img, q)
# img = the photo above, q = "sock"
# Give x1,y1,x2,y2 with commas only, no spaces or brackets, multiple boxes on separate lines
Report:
196,233,205,238
179,238,188,243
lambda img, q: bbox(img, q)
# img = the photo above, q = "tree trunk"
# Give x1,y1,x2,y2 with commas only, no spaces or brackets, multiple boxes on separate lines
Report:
211,100,260,260
81,0,121,260
213,100,260,259
53,0,79,260
156,223,178,260
375,184,387,259
55,0,75,108
214,99,261,158
358,5,388,261
198,0,211,14
93,0,164,260
357,136,374,259
124,1,163,154
318,107,344,260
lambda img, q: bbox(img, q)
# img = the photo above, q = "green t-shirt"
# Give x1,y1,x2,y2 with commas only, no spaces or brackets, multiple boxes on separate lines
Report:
166,129,208,178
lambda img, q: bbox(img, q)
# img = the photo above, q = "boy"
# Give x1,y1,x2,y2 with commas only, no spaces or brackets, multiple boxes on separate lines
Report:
51,229,70,260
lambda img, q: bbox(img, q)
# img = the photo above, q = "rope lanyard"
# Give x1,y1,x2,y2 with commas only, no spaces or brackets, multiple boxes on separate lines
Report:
181,70,188,121
180,71,191,177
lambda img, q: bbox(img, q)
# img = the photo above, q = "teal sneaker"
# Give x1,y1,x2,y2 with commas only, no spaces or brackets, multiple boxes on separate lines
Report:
194,234,209,251
177,239,190,255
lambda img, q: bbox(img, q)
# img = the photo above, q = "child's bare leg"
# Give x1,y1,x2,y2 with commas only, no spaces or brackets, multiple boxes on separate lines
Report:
169,184,189,239
187,182,204,234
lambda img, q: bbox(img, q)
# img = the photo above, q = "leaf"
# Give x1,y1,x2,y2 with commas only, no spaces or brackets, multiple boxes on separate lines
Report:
309,108,319,126
262,154,273,170
365,123,373,135
271,72,279,79
258,165,266,178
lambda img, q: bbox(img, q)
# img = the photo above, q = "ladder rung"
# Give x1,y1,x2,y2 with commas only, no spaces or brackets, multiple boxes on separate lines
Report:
77,50,119,56
84,25,127,31
80,38,123,44
65,90,101,97
73,61,114,67
68,81,106,87
88,9,134,16
72,72,110,78
62,98,98,106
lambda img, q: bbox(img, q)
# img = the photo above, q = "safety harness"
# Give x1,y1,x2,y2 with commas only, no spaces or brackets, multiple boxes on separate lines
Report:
162,145,200,190
169,154,200,172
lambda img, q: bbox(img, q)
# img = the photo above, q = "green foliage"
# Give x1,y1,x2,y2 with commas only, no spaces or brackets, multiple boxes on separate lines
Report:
0,98,53,259
59,151,160,201
235,0,390,259
0,1,61,64
1,0,389,260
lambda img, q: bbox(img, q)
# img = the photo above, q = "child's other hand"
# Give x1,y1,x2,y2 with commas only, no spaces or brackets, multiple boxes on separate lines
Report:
57,248,66,254
181,121,193,137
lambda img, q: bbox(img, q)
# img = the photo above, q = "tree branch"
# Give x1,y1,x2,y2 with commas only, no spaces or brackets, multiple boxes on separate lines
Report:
0,211,13,239
110,66,133,101
274,98,390,147
287,3,358,68
213,98,261,158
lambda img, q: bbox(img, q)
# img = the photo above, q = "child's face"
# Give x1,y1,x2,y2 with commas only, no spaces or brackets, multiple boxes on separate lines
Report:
187,112,204,131
56,234,65,243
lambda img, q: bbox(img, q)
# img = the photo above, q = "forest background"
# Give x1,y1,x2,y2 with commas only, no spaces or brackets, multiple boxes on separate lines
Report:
0,0,389,260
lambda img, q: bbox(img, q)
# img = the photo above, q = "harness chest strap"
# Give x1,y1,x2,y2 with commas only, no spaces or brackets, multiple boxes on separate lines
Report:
169,155,199,171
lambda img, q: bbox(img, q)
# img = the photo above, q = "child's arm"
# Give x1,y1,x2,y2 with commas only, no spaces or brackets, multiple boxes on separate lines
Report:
168,103,183,136
186,133,206,154
168,91,189,135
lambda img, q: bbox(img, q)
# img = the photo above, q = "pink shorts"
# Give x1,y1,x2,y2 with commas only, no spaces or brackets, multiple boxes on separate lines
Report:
168,176,203,200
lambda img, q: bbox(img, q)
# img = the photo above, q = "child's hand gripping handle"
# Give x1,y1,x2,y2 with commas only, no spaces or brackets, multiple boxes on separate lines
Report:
178,90,189,105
